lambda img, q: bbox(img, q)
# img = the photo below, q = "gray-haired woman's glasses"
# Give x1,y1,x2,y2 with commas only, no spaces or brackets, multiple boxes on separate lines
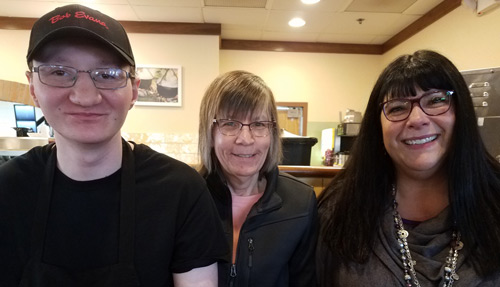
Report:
32,64,132,90
381,90,454,122
213,119,275,137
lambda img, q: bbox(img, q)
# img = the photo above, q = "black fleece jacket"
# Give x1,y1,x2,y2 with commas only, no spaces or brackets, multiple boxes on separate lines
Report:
205,167,318,287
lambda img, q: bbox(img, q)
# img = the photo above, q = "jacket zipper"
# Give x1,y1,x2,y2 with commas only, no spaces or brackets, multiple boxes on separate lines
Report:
248,237,254,268
229,263,237,287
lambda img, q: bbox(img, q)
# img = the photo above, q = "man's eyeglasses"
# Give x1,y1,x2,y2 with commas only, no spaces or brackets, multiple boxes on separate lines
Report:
213,119,275,137
381,90,454,122
31,64,132,90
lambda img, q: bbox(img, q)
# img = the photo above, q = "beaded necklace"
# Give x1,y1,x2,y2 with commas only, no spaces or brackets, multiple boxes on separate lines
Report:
392,185,464,287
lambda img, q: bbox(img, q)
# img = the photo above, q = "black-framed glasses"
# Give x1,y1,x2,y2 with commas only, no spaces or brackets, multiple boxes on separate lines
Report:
32,64,132,90
213,119,275,137
381,90,454,122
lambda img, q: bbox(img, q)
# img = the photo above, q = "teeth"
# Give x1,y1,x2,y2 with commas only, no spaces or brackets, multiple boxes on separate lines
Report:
236,154,253,158
405,135,437,145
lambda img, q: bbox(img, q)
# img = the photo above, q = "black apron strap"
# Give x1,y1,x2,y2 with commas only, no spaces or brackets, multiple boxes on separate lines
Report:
30,144,57,261
118,138,136,265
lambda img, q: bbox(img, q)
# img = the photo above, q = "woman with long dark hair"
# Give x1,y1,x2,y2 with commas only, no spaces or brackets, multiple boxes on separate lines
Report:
317,50,500,286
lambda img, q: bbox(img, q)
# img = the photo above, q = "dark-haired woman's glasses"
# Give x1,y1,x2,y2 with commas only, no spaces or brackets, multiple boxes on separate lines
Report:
213,119,275,137
381,90,454,122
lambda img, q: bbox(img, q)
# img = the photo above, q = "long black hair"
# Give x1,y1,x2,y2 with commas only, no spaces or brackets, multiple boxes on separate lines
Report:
318,50,500,276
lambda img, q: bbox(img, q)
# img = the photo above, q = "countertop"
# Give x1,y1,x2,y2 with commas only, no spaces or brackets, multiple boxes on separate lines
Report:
0,137,50,156
278,165,342,178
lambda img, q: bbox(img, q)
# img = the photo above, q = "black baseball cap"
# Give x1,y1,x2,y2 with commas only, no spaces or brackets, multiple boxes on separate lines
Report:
27,4,135,66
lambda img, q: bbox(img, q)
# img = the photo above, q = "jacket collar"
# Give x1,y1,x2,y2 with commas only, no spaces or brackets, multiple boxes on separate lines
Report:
205,167,283,214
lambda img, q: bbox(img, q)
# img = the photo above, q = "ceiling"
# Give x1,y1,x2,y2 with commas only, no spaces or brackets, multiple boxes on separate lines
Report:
0,0,460,47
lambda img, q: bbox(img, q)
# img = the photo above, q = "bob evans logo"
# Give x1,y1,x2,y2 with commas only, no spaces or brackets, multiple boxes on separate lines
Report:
48,11,109,29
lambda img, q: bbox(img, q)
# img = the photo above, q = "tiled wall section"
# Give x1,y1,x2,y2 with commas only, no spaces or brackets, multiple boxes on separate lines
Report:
123,132,200,165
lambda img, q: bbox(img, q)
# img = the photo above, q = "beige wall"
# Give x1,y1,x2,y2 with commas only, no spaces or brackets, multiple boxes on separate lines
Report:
382,6,500,71
220,50,380,123
0,30,32,85
123,34,219,135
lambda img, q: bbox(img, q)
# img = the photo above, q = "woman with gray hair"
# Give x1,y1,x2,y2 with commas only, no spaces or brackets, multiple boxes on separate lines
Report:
198,70,318,287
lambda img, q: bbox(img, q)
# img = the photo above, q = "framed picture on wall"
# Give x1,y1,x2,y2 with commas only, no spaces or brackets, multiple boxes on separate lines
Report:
135,65,182,107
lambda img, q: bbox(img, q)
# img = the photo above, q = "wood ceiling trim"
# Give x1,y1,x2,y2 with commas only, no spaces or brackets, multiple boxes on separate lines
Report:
120,21,221,35
221,40,383,54
0,17,36,30
0,0,460,55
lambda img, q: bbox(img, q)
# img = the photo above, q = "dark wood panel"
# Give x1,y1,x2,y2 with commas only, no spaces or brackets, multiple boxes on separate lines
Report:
382,0,461,53
221,40,383,54
278,165,342,178
120,21,220,35
0,17,36,30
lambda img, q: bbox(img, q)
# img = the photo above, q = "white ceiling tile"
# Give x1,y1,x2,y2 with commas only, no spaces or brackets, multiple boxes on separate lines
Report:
0,1,60,17
370,34,392,44
0,1,136,19
128,0,202,7
270,0,351,12
322,12,419,36
205,0,267,8
316,32,377,44
203,7,268,26
345,0,417,13
59,0,130,4
133,6,203,22
404,0,445,15
265,10,332,33
384,14,421,34
79,4,139,21
222,29,263,40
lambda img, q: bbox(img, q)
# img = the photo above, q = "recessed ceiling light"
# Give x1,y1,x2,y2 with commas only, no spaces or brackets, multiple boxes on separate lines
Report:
288,17,306,27
301,0,320,4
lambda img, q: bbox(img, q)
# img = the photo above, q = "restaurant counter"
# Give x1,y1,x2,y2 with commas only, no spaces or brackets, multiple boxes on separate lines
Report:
278,165,342,195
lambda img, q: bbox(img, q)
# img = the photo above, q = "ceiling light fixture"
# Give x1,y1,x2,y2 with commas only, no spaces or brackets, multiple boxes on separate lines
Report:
301,0,320,4
289,17,306,27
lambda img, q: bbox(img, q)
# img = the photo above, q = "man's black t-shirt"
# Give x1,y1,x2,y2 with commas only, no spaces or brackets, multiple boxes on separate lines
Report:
0,142,229,286
43,168,121,270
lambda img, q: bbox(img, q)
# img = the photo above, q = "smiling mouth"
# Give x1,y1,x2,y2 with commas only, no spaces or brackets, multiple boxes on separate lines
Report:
69,112,104,117
404,135,437,145
234,154,254,158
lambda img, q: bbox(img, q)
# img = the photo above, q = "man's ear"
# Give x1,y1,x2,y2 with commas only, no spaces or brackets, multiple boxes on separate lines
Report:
26,71,41,108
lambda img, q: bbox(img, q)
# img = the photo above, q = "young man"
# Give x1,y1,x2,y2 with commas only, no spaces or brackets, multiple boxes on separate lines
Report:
0,4,228,286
